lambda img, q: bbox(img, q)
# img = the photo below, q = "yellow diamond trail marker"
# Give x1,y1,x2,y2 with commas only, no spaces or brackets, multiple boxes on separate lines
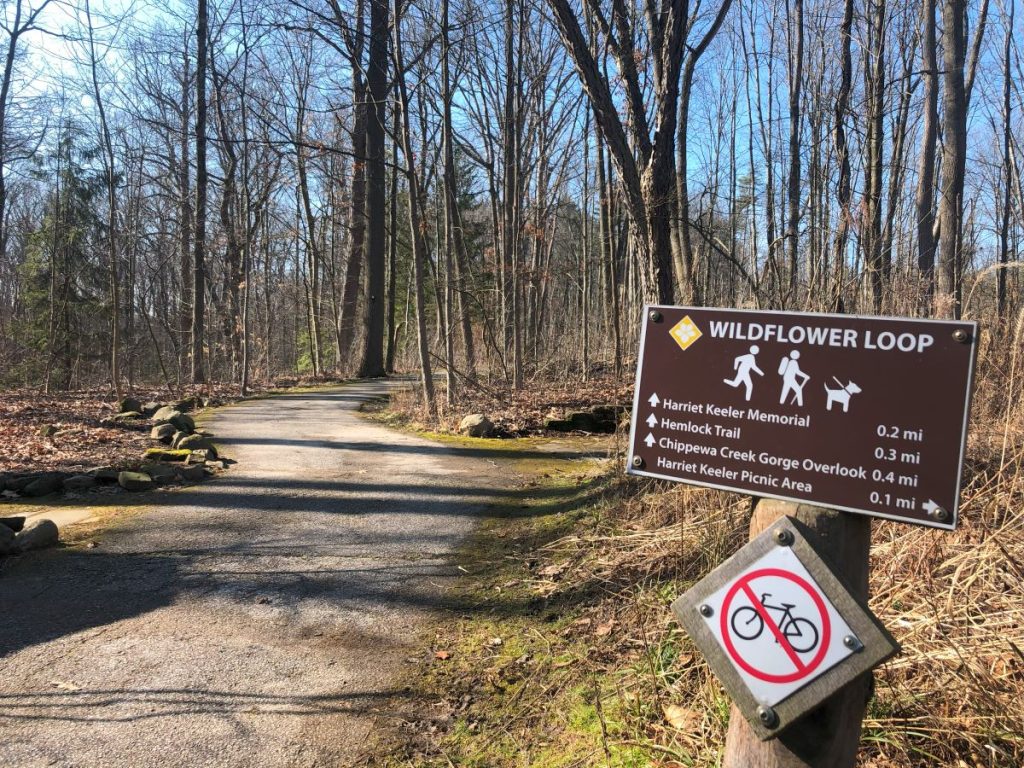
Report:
670,315,702,350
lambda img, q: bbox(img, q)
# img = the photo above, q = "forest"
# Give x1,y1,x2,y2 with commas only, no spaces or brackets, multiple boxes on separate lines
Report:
0,0,1017,402
3,1,1024,765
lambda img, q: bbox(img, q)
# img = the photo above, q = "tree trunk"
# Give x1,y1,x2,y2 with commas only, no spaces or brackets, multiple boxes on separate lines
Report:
864,0,886,312
786,0,804,303
915,0,939,305
85,0,121,399
936,0,968,318
832,0,854,311
722,501,872,767
358,0,389,377
386,100,399,374
192,0,208,384
997,0,1013,321
393,0,435,413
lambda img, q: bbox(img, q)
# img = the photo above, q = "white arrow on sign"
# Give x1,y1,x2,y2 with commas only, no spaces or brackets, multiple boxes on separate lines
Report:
644,433,656,447
646,413,657,427
922,499,941,514
648,392,660,407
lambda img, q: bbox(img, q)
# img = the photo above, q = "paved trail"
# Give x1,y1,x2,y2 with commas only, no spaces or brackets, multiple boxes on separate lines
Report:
0,382,507,767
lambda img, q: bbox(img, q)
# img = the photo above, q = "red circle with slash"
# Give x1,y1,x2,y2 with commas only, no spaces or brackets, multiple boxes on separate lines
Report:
719,567,831,683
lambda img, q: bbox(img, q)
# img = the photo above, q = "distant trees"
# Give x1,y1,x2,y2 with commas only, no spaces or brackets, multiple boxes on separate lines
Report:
0,0,54,271
17,127,106,390
0,0,1018,395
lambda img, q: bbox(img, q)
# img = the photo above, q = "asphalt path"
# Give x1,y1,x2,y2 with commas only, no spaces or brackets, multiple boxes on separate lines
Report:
0,381,510,767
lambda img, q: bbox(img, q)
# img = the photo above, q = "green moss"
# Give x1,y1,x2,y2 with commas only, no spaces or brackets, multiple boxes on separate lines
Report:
142,448,192,462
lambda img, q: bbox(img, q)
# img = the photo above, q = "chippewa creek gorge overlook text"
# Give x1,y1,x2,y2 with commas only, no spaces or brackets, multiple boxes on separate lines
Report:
706,320,936,354
647,399,863,492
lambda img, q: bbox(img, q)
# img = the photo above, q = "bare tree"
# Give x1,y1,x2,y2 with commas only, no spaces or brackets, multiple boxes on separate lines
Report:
192,0,208,383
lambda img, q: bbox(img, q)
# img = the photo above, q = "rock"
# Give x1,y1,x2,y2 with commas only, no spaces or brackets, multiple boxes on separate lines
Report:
63,475,97,492
142,463,179,485
24,474,66,497
152,406,182,425
0,517,26,532
4,474,35,492
143,448,191,463
170,430,186,448
174,397,201,413
112,411,143,421
543,418,573,432
205,459,228,471
151,424,177,443
0,523,15,555
566,411,600,432
38,424,59,438
14,519,59,552
141,401,162,417
170,413,196,433
118,471,155,491
458,414,494,438
545,411,615,434
177,464,205,482
88,467,120,482
176,434,216,455
186,449,217,464
118,396,143,413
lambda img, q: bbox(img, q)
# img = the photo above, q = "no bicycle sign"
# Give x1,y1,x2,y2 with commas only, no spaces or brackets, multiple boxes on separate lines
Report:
707,545,853,704
673,517,899,739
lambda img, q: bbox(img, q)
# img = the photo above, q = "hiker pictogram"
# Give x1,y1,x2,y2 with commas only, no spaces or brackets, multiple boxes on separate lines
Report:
724,345,764,402
778,350,810,406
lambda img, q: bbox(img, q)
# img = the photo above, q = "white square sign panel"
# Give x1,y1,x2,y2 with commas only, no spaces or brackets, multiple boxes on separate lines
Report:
701,545,856,706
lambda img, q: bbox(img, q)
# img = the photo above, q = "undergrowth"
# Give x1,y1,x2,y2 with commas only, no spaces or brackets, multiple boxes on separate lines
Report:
370,329,1024,767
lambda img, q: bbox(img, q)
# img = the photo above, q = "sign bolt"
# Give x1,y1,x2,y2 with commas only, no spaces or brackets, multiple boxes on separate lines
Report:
843,635,863,652
756,705,778,728
772,528,794,546
699,604,714,618
631,456,645,469
649,310,663,323
952,328,970,343
927,505,949,523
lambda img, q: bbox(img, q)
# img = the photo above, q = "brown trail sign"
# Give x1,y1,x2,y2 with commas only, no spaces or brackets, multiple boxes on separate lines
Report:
627,306,978,528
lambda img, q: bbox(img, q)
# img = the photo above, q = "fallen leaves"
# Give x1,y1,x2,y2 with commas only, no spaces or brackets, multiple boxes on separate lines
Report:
0,390,149,475
594,620,616,637
537,562,567,578
434,650,452,661
662,703,702,733
0,385,244,476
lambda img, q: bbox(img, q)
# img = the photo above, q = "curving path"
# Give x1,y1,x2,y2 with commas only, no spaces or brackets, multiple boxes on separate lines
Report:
0,381,509,767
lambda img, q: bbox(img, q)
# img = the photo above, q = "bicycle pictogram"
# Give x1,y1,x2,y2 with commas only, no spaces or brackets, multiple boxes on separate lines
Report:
729,592,820,653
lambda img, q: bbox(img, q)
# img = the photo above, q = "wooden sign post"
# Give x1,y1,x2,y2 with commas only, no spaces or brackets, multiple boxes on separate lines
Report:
626,305,979,765
722,500,871,768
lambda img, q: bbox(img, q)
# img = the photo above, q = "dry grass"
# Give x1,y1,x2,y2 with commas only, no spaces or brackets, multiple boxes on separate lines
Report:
378,331,1024,766
529,336,1024,766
